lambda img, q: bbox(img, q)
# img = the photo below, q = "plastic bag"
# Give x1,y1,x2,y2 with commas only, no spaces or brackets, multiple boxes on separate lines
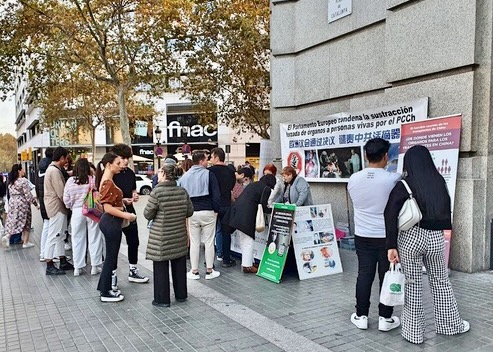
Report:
380,263,405,306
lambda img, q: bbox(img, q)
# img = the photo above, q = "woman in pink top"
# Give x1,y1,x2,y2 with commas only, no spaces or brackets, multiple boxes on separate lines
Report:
63,158,104,276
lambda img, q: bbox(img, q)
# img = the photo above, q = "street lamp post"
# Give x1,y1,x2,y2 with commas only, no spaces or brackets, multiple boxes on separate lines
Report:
155,126,162,170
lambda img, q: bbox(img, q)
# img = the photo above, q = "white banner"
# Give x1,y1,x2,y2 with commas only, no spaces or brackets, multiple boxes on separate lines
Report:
280,98,429,182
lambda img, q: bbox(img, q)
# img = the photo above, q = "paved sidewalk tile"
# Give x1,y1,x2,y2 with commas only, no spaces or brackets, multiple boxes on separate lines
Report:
1,200,492,352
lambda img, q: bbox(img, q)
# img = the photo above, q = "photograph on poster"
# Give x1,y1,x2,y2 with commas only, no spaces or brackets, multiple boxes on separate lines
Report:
320,232,335,243
303,262,318,274
318,147,360,179
301,249,315,261
305,150,319,178
385,143,400,173
294,220,314,234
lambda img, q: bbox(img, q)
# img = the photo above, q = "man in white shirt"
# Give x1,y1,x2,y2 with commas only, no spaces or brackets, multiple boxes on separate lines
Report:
347,138,401,332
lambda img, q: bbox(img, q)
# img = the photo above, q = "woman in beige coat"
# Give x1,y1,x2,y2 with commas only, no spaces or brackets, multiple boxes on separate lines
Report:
144,163,193,307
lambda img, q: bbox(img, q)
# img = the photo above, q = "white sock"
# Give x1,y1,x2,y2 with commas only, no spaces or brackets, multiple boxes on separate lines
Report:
129,264,137,270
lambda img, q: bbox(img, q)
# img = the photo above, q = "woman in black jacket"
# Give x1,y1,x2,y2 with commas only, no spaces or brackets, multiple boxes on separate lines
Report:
384,145,469,344
225,174,276,273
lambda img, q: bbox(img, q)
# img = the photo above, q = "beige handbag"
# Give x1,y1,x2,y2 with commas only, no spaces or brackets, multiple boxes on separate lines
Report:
255,187,268,232
255,204,265,232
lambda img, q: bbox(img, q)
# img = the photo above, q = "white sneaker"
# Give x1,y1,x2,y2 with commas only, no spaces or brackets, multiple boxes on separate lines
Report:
186,271,200,280
351,313,368,330
22,242,34,249
39,255,45,262
1,235,10,248
74,268,81,276
205,269,220,280
216,256,223,261
378,316,401,331
461,320,470,333
91,266,102,275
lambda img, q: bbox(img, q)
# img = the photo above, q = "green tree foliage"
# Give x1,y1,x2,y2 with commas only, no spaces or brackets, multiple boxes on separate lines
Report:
0,134,19,173
0,0,190,145
178,0,271,139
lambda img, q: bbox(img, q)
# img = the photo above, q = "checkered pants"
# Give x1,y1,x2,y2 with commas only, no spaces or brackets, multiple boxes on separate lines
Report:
398,226,466,344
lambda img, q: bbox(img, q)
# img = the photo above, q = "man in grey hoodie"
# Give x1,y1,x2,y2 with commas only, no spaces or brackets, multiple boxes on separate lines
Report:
179,150,221,280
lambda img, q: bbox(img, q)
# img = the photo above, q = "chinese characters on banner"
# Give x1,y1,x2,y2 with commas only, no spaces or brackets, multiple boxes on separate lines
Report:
399,115,462,267
279,98,429,182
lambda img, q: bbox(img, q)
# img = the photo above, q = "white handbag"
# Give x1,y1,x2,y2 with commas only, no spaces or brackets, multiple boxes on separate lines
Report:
398,180,422,231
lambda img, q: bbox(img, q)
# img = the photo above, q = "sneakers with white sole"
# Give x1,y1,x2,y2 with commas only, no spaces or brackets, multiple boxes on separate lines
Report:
128,267,150,283
74,268,81,276
1,235,10,248
205,269,220,280
186,271,200,280
39,255,45,262
91,266,102,275
100,290,124,302
22,242,35,249
351,313,368,330
378,316,401,331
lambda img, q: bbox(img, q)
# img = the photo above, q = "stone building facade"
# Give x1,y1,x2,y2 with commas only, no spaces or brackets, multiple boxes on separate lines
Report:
270,0,493,272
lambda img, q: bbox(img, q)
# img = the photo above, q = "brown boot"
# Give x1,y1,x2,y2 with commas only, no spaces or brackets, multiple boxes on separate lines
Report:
242,266,258,274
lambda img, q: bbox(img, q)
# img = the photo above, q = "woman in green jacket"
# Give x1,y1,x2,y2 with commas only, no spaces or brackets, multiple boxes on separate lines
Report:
144,163,194,307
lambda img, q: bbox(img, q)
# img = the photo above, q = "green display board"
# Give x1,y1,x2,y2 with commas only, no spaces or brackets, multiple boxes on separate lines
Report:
257,203,296,283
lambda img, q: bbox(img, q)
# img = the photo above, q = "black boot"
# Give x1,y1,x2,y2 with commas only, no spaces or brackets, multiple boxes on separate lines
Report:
59,257,74,271
46,262,66,275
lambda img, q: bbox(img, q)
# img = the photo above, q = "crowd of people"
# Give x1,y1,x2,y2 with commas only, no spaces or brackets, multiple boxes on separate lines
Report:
0,139,468,345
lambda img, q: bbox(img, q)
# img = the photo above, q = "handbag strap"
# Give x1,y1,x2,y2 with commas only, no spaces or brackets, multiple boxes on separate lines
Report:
401,180,413,198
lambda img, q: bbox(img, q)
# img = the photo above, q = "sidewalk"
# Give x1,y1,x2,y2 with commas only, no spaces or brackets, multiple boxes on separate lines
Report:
1,198,492,352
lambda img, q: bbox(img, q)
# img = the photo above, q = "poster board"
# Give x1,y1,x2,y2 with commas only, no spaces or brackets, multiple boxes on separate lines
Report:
399,115,462,267
257,204,296,284
279,98,428,182
292,204,343,280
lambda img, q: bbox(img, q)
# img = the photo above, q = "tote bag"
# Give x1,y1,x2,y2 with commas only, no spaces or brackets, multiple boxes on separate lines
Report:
255,186,268,232
398,180,422,231
380,263,405,306
82,186,104,223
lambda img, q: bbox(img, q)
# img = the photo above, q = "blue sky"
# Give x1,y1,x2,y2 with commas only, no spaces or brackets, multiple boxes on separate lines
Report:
0,98,16,135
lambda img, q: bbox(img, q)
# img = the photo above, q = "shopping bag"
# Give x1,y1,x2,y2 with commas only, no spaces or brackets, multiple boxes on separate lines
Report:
255,204,265,232
380,263,405,306
82,187,104,223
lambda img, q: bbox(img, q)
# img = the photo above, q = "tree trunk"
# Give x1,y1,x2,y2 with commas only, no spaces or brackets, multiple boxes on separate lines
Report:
116,84,134,169
91,126,96,164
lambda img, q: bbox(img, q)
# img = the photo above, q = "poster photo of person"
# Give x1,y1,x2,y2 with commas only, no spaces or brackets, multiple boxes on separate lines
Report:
304,150,319,178
385,143,400,173
318,147,360,179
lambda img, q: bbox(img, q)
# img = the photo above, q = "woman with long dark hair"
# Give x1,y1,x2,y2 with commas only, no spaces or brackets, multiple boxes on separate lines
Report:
63,158,104,276
384,145,469,344
95,152,137,302
1,164,39,248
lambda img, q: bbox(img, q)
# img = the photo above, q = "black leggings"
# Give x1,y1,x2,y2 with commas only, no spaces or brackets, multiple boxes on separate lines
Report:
97,213,122,294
